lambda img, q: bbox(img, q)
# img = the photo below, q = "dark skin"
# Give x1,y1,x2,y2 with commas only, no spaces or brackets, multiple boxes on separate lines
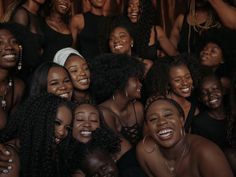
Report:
0,29,25,129
137,99,234,177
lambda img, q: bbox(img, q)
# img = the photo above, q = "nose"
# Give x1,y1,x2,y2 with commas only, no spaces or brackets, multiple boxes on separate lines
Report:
82,120,91,127
4,42,14,50
157,117,168,126
79,69,86,76
57,126,66,138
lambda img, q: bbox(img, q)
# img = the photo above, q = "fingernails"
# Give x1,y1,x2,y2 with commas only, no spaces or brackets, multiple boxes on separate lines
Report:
8,166,12,170
8,158,13,163
3,169,9,173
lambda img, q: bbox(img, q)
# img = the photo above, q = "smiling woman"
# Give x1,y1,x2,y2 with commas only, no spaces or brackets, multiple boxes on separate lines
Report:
136,97,234,177
29,62,73,100
0,23,25,129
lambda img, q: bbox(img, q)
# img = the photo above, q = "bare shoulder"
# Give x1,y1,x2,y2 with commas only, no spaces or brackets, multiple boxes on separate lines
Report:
188,134,234,177
133,101,144,124
13,77,25,98
71,14,84,30
11,7,29,25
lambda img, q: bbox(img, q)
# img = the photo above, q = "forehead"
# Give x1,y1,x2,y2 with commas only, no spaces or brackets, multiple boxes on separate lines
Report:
0,29,14,37
66,55,86,65
205,42,221,49
128,0,139,4
169,64,189,75
75,104,99,113
57,105,72,118
48,66,68,76
201,76,221,88
111,27,130,35
147,100,179,114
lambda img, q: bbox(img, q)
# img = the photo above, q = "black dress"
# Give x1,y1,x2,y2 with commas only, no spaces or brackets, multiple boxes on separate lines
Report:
76,12,107,61
41,22,73,62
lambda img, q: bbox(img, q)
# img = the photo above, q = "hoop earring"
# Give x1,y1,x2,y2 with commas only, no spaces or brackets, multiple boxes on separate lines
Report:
125,90,128,97
112,95,115,101
18,45,22,70
180,128,186,137
142,136,156,153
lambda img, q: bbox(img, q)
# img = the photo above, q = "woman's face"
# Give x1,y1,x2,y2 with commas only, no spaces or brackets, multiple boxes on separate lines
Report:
127,0,140,23
125,77,142,99
65,55,90,91
54,105,72,144
47,66,73,100
72,104,100,143
52,0,72,14
85,152,118,177
200,76,223,109
200,42,223,68
109,27,133,55
146,99,184,148
0,29,20,69
169,64,193,98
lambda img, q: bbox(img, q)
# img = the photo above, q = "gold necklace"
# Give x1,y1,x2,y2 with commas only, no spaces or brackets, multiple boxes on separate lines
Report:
164,144,189,177
0,78,13,110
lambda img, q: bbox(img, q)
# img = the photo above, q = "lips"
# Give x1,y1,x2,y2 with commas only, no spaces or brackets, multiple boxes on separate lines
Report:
78,78,89,85
157,128,173,140
55,137,62,144
2,54,17,61
114,45,123,50
80,130,92,137
59,92,71,99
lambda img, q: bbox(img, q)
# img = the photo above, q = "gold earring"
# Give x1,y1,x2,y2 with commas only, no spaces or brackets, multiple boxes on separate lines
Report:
18,45,22,70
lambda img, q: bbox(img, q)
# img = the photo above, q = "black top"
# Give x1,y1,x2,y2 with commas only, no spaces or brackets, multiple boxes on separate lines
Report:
118,103,143,146
184,103,197,133
42,22,73,62
116,148,148,177
76,12,106,61
191,111,228,149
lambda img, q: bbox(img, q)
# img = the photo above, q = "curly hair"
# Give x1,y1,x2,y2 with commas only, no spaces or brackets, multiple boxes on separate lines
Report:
145,97,185,121
124,0,156,58
90,53,144,104
143,54,200,101
0,92,73,177
29,61,71,97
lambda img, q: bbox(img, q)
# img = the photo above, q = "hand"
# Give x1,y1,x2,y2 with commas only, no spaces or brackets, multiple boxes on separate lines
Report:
0,144,13,174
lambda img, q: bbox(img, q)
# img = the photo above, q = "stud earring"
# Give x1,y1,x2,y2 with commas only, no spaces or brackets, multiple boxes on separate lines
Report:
131,42,134,48
18,45,22,70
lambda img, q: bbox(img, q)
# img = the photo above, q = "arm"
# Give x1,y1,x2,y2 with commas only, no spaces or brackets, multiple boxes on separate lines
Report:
156,26,178,56
69,14,84,48
10,8,29,27
169,14,184,48
208,0,236,29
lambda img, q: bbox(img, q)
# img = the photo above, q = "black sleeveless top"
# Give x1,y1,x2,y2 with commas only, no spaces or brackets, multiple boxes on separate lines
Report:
42,22,73,61
76,12,106,61
184,103,197,133
118,103,143,146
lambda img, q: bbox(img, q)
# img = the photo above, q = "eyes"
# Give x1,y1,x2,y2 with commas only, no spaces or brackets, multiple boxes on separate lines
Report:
54,119,72,131
172,74,192,83
148,112,174,122
0,38,19,47
69,65,89,74
48,77,71,86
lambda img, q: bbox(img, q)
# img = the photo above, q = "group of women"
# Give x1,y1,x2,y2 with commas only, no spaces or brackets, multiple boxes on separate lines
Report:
0,0,236,177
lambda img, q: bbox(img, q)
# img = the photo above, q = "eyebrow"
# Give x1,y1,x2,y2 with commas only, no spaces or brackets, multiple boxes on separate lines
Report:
75,112,98,115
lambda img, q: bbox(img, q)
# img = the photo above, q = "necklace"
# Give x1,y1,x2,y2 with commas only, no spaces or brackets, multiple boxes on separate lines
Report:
0,78,13,110
164,144,188,177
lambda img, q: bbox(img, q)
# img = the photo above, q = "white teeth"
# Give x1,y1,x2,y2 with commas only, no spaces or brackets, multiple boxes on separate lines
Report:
81,131,92,136
181,88,190,92
59,5,67,9
55,137,61,144
114,45,123,49
60,93,69,98
79,79,88,84
158,129,173,138
2,54,16,59
209,99,218,103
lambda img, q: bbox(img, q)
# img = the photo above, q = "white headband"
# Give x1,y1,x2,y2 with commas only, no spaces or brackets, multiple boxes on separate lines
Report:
53,47,84,66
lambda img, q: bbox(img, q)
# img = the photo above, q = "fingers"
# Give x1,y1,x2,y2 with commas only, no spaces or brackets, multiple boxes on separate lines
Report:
0,144,13,174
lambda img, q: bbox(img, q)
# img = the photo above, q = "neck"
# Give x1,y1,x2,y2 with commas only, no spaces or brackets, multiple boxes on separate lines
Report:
208,106,226,120
0,69,10,84
160,135,189,160
90,7,103,16
169,92,189,105
49,11,64,23
73,90,89,102
112,92,130,112
24,1,40,14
